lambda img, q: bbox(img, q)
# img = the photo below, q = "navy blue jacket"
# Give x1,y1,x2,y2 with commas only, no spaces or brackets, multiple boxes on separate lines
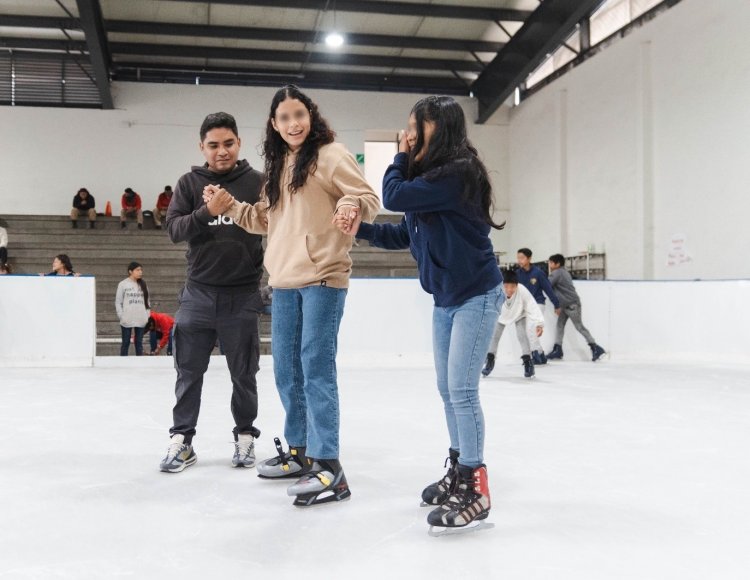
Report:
356,153,501,307
516,265,560,308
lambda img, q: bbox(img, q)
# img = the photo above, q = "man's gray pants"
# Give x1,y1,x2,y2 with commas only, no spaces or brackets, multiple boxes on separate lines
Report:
555,302,596,345
487,318,532,356
170,284,262,444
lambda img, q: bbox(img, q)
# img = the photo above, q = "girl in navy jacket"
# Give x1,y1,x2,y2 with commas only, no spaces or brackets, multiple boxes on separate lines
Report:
335,96,504,532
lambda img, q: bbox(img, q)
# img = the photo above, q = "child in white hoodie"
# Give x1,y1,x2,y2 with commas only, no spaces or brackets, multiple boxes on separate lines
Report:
482,269,545,378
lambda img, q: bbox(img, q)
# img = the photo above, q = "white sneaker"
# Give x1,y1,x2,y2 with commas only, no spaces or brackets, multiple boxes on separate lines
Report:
232,433,256,468
159,434,197,473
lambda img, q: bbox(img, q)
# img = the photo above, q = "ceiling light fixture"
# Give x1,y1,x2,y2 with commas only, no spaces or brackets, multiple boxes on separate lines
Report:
325,0,345,48
325,32,344,47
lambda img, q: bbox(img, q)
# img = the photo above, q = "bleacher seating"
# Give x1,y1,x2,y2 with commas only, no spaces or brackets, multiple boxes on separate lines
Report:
0,213,416,355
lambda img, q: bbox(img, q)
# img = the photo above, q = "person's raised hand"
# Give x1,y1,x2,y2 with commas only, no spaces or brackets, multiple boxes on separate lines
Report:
398,129,411,155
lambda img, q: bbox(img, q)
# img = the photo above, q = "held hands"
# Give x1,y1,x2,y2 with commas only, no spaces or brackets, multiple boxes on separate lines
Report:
202,184,235,216
332,206,362,237
536,326,544,337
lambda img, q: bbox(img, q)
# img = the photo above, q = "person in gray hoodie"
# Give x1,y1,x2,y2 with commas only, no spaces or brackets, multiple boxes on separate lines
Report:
115,261,150,356
546,254,606,362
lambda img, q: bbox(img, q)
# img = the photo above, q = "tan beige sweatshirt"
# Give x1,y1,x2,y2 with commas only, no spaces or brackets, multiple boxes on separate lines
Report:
227,142,380,289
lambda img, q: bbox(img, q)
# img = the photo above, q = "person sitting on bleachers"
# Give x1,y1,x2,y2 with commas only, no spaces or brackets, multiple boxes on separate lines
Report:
121,187,143,230
71,187,97,229
39,254,78,276
146,312,175,356
153,186,173,230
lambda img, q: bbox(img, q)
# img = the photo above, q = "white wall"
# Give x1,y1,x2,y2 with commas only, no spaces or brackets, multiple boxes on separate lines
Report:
0,82,510,249
0,275,96,367
508,0,750,279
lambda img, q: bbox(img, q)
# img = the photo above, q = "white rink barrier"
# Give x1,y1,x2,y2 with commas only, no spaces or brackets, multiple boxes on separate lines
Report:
2,276,747,367
0,275,96,367
341,278,750,364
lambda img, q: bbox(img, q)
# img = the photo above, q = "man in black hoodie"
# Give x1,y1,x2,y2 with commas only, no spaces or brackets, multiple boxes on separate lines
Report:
160,112,264,473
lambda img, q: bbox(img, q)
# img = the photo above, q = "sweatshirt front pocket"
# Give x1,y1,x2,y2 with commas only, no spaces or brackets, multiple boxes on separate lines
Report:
264,233,317,287
305,230,348,270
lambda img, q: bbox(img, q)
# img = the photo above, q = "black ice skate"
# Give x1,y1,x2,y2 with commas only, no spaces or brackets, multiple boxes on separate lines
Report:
589,343,606,362
481,353,495,377
421,448,459,506
547,344,563,360
427,464,492,537
288,459,351,507
532,350,547,365
257,437,311,479
522,354,535,378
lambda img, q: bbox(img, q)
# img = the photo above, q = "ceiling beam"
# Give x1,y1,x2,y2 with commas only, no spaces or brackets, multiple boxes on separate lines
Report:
158,0,531,21
0,15,80,30
112,62,469,94
105,20,503,54
0,38,86,52
75,0,113,108
109,42,485,73
471,0,605,123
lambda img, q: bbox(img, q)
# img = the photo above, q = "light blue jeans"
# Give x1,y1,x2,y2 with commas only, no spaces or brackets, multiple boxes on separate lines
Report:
272,285,347,460
432,285,503,468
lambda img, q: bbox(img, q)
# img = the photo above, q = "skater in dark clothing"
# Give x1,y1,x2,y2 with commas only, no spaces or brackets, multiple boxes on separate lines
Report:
546,254,606,361
335,95,503,532
513,247,560,366
159,112,265,473
203,86,380,506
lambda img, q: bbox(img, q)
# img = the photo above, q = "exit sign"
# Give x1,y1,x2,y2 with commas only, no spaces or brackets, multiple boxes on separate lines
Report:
356,153,365,165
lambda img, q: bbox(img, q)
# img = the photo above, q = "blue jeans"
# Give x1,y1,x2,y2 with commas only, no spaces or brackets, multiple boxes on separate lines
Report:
432,285,503,468
150,328,174,355
121,325,145,356
272,285,347,460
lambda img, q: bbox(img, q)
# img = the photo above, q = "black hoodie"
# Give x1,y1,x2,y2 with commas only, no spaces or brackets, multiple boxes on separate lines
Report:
166,160,264,290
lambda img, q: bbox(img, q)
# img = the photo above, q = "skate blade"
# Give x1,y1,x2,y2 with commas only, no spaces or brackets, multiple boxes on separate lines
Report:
257,471,306,480
593,352,609,362
428,520,494,537
293,488,352,508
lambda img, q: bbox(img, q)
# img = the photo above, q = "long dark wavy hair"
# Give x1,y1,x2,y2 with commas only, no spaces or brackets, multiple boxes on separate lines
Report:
408,96,505,230
262,85,335,210
127,261,150,309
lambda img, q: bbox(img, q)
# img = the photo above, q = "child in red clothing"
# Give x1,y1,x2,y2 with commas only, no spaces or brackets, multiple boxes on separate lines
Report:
147,312,174,355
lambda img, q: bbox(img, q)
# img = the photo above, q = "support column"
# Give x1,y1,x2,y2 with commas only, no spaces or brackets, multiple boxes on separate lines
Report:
637,41,655,279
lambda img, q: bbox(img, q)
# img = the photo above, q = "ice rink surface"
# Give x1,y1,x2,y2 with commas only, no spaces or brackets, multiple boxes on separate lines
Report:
1,356,748,580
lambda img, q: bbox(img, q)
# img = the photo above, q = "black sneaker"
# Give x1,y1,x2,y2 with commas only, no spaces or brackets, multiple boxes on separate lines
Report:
121,222,126,229
71,220,78,229
137,223,143,230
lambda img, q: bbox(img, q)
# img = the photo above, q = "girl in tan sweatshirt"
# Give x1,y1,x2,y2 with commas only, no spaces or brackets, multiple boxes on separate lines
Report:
203,85,379,507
